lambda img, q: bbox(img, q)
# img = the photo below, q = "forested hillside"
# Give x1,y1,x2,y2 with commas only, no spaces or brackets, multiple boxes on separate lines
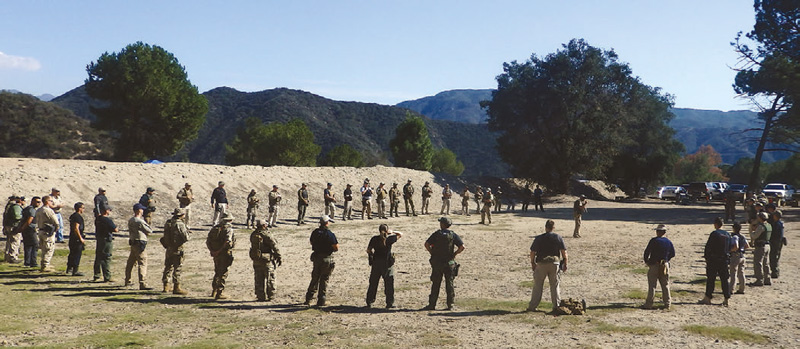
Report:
52,86,508,177
0,91,112,159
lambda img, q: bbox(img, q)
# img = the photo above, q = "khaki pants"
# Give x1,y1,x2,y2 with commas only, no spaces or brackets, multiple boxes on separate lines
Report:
267,205,279,226
376,199,386,218
4,230,21,262
305,255,335,304
38,230,56,269
573,213,582,237
326,202,336,218
404,197,415,216
461,201,469,216
480,204,492,223
528,262,560,311
753,245,771,284
212,203,227,226
441,198,451,215
180,203,192,228
341,201,350,220
422,197,431,214
645,263,670,307
362,200,372,219
163,249,184,286
125,242,148,285
729,253,746,293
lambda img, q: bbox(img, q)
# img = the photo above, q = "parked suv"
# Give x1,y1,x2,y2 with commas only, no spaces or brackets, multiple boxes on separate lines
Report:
726,184,748,201
762,183,796,205
686,182,715,201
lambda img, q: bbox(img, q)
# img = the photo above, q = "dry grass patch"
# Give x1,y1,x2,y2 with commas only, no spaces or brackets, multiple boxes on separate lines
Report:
683,325,770,344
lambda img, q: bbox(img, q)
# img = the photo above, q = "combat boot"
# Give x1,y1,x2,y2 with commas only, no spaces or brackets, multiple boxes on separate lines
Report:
173,284,188,295
162,283,169,293
215,290,228,300
698,296,712,305
139,283,153,291
211,288,218,298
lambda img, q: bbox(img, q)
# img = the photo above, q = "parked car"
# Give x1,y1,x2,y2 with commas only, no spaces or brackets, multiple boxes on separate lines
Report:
686,182,715,201
656,186,685,200
726,184,748,201
762,183,796,205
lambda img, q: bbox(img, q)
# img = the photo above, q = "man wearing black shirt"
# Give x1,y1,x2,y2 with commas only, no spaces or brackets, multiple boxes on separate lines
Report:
422,217,465,311
305,215,338,306
66,202,87,276
366,224,403,308
699,217,732,307
211,181,228,226
527,219,567,312
93,206,118,282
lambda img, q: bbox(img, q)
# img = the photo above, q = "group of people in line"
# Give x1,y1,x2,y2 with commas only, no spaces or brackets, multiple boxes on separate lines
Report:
1,181,788,313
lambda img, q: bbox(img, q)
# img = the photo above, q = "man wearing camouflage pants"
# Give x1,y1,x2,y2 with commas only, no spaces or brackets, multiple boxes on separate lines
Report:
207,213,235,300
162,208,189,295
250,219,282,301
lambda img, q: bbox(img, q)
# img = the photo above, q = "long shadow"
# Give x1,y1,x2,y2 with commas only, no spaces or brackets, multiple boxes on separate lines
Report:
106,295,216,305
198,302,311,313
586,302,637,311
3,279,82,286
427,309,512,317
495,206,727,225
327,305,417,314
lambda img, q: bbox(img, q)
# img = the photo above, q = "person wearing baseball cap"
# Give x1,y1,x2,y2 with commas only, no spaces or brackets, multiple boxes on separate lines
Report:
422,216,464,311
126,203,154,290
305,215,338,307
642,224,675,309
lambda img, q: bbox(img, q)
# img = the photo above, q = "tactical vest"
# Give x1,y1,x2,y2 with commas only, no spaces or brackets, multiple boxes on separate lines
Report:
207,224,232,251
755,222,772,244
431,229,455,262
250,230,275,261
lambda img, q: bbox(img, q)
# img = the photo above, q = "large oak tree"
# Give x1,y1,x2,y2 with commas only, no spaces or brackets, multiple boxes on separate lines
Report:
85,42,208,161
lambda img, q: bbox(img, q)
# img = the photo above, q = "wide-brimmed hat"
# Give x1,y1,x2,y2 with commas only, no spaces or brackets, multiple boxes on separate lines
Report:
320,215,334,224
172,208,185,216
655,224,667,232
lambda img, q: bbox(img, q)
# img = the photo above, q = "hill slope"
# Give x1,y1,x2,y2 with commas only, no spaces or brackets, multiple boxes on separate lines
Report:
0,91,112,159
397,89,790,164
52,86,509,177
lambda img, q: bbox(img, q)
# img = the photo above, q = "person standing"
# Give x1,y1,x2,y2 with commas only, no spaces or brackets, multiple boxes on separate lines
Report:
421,181,433,215
769,210,784,279
342,183,353,220
297,183,309,226
526,220,568,312
246,189,260,229
138,187,157,227
699,217,732,306
360,181,373,220
267,185,282,228
480,188,494,224
207,213,235,300
440,184,452,215
750,211,772,286
375,183,388,219
20,197,41,268
642,224,675,309
126,203,154,290
35,195,59,272
176,183,194,228
460,188,471,216
93,187,109,218
533,185,544,212
493,187,503,213
366,224,403,308
573,195,588,238
325,183,337,218
403,179,417,216
521,185,532,212
389,183,401,218
422,217,464,311
93,206,118,282
49,188,65,243
66,202,87,276
729,222,749,295
304,215,339,307
723,191,737,223
3,196,23,263
474,186,483,215
211,181,228,226
249,219,282,301
162,208,189,295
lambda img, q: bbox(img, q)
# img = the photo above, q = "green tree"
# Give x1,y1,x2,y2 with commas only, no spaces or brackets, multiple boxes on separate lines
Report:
765,153,800,184
733,0,800,188
431,148,465,176
85,42,208,161
606,84,684,194
389,113,433,171
483,39,679,193
225,118,320,166
672,145,726,184
321,144,365,167
726,157,771,184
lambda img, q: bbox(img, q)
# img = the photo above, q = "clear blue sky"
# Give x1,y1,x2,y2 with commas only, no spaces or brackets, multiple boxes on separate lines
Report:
1,1,757,111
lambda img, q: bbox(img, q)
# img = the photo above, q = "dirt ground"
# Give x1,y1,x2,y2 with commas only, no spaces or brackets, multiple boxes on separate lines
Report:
0,159,797,348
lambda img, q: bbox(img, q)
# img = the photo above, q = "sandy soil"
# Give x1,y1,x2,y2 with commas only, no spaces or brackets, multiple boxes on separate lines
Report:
0,158,797,348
